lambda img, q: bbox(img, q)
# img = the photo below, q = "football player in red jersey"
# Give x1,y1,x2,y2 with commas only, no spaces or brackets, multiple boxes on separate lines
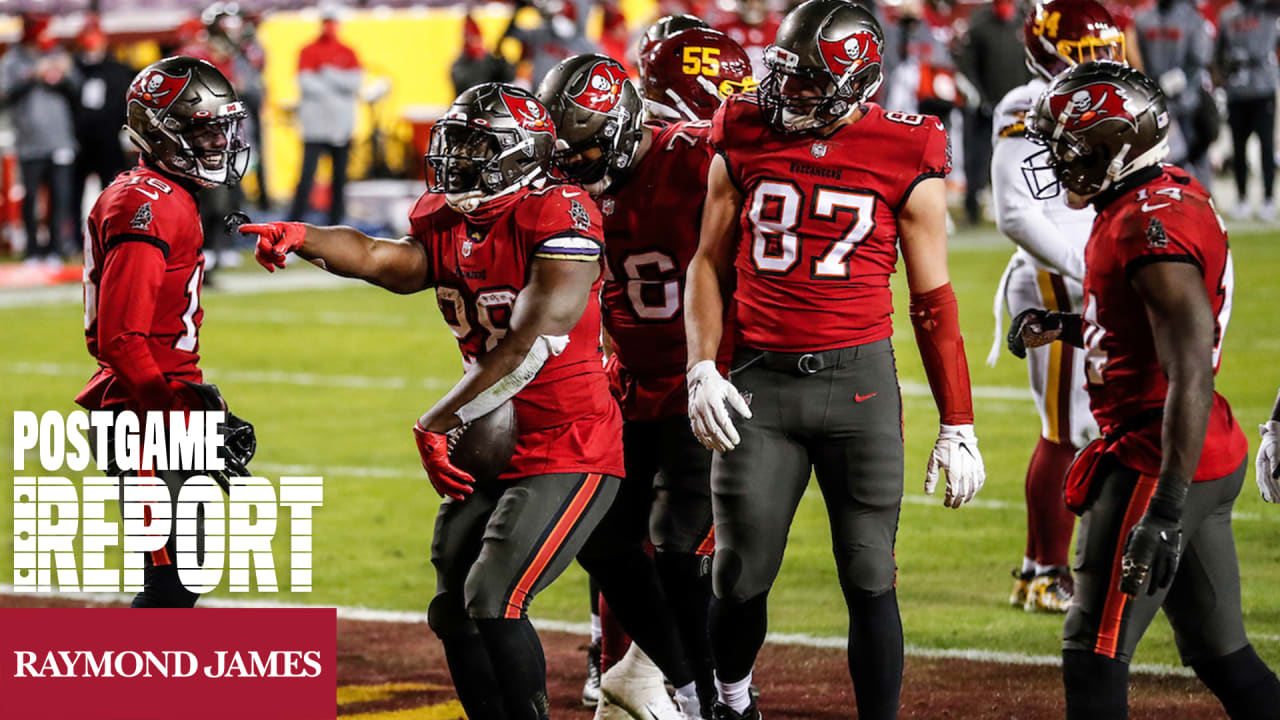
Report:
76,56,253,608
1016,61,1280,719
684,2,985,718
637,14,710,71
539,53,742,719
640,28,758,122
244,83,623,720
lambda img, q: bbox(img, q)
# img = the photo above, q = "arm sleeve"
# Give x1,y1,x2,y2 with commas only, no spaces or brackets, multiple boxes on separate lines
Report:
910,283,975,425
95,240,179,411
990,136,1086,280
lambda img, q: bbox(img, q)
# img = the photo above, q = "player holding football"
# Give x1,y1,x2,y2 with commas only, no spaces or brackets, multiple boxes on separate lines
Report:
76,56,255,609
1017,60,1280,719
539,50,750,719
245,83,623,720
989,0,1123,613
684,2,984,718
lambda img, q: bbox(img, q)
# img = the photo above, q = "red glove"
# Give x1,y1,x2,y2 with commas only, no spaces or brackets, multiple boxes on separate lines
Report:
240,222,306,272
413,422,476,500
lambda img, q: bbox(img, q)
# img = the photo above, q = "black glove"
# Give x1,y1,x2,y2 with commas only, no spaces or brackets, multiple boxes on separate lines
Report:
1119,507,1183,596
177,380,257,491
1007,309,1084,359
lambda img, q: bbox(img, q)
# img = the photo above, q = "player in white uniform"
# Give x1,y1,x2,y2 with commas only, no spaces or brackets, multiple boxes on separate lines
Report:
988,0,1124,612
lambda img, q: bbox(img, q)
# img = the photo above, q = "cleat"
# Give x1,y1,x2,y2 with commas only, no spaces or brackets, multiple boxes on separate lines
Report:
598,644,683,720
1010,568,1034,607
1024,568,1073,613
583,638,603,707
711,702,762,720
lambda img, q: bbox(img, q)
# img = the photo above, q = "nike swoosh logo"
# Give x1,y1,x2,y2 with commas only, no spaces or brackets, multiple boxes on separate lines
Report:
1141,202,1170,212
855,392,877,402
562,190,582,198
132,187,159,200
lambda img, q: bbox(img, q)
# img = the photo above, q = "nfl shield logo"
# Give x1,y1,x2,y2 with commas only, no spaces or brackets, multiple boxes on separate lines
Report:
810,142,828,158
601,198,615,216
461,240,473,257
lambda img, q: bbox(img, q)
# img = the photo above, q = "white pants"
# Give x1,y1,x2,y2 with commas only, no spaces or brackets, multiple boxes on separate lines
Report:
999,257,1098,449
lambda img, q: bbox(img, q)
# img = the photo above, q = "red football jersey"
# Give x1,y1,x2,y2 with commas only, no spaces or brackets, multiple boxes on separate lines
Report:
712,95,951,352
1082,167,1245,481
77,165,205,410
409,184,624,479
600,120,718,421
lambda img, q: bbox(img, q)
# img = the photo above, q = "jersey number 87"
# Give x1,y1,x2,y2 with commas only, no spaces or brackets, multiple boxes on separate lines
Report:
748,180,877,280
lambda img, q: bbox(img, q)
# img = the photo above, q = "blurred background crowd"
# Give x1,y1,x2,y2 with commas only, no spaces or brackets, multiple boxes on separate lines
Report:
0,0,1275,283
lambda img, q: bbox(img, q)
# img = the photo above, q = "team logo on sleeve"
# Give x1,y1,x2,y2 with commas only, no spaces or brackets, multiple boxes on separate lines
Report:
130,201,153,231
499,91,554,135
1049,82,1139,133
818,31,881,78
129,68,192,110
569,199,591,232
569,61,629,113
1145,217,1168,249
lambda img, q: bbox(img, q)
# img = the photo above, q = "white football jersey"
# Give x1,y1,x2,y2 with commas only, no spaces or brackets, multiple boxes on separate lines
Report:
990,78,1093,281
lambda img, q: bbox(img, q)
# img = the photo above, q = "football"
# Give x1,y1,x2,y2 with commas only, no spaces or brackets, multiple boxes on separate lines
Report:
447,400,518,488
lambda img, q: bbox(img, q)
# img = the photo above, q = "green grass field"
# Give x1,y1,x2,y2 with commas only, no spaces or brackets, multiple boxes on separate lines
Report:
4,223,1280,671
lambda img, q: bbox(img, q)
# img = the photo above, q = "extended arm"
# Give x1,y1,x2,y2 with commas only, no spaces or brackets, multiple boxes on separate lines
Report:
1120,260,1216,594
684,154,751,452
900,176,984,508
241,222,431,294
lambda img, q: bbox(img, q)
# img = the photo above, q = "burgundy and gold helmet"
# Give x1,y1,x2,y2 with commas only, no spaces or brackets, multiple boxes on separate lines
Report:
1024,0,1125,81
641,28,757,121
638,14,710,69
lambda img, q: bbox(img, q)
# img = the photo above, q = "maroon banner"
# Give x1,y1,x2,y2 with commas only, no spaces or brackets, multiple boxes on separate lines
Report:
0,607,336,720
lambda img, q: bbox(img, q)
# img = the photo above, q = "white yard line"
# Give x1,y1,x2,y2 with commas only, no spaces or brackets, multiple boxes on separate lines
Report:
0,585,1194,677
4,362,1019,401
0,269,359,309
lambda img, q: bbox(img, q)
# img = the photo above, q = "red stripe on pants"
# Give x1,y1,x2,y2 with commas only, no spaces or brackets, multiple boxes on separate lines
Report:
1095,473,1158,658
504,473,603,619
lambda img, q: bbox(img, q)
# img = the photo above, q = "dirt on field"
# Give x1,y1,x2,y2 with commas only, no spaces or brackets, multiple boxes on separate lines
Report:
2,594,1226,719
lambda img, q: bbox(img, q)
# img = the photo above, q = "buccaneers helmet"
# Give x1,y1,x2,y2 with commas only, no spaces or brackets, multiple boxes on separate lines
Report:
641,28,757,121
125,56,250,187
638,14,710,68
536,54,644,193
1024,0,1126,80
760,0,884,134
1025,61,1169,199
426,83,557,213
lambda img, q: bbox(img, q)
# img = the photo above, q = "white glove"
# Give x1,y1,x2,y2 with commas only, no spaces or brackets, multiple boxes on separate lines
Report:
925,423,986,508
1257,422,1280,503
687,360,752,452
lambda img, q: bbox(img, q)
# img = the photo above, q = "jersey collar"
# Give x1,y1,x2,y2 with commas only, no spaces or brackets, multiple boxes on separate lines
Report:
1089,165,1164,212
